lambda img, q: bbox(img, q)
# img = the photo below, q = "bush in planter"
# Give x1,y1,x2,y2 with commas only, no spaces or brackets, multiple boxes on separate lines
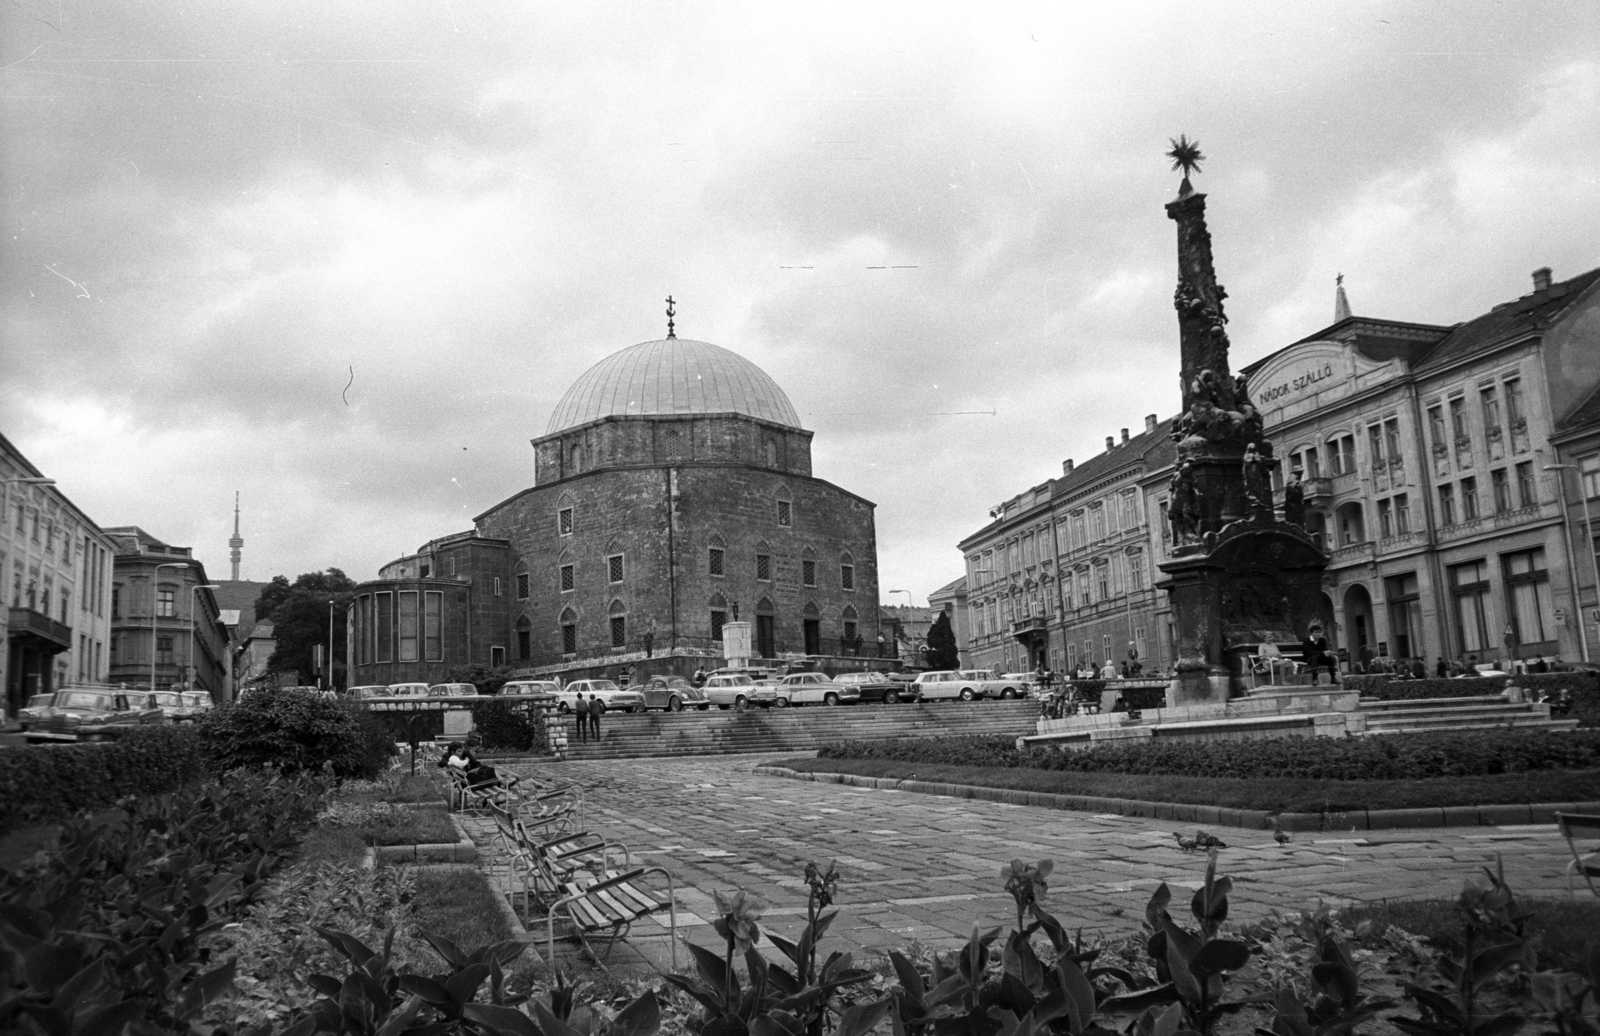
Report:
468,698,537,751
0,725,207,830
198,687,387,779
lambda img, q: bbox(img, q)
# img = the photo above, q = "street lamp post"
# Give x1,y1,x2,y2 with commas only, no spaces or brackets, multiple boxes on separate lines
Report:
152,562,187,692
189,584,220,692
327,598,336,691
1545,463,1598,663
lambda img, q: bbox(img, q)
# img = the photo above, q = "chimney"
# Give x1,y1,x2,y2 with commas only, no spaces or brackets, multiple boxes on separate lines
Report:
1062,459,1074,475
1106,436,1115,451
1533,267,1553,292
1121,428,1130,445
1145,413,1158,433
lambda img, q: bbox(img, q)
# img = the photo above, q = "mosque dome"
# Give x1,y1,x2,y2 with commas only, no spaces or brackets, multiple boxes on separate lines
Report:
546,338,802,434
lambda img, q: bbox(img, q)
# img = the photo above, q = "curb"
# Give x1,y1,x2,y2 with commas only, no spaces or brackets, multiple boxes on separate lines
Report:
752,766,1600,832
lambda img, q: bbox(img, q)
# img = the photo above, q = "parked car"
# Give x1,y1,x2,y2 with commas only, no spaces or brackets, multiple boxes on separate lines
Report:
24,687,166,743
17,693,54,731
774,672,859,706
703,674,778,709
347,685,392,700
147,689,194,722
832,671,914,704
996,673,1037,698
910,670,968,701
634,675,711,711
499,680,563,699
181,691,215,719
387,682,432,698
561,679,646,714
427,683,481,698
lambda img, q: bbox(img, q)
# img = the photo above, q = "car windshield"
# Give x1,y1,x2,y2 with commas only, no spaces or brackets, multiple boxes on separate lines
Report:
27,694,53,707
718,676,754,686
586,680,619,691
153,693,184,706
450,686,477,696
60,692,113,709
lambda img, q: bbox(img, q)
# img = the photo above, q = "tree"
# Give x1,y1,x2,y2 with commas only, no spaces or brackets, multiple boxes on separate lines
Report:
255,568,357,687
925,611,960,670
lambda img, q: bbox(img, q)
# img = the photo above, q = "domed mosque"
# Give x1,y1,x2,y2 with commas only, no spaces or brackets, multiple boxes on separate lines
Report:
346,306,881,688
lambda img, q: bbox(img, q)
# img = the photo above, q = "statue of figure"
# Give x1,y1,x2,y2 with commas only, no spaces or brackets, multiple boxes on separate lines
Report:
1282,468,1306,528
1170,461,1200,542
1243,442,1272,515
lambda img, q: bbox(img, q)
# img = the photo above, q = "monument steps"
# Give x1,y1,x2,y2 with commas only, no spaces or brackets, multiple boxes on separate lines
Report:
1358,699,1571,734
556,700,1038,760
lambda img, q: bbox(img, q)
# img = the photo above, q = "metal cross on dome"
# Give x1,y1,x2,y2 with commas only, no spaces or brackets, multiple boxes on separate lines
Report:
665,295,676,339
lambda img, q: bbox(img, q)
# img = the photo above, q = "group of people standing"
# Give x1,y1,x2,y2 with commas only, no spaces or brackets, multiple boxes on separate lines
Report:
570,693,604,743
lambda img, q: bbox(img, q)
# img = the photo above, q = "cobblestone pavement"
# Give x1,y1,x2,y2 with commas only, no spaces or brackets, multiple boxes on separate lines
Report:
465,753,1581,975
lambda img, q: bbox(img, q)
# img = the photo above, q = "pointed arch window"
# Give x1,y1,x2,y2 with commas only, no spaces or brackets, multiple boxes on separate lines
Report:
515,615,532,660
801,546,816,587
839,551,855,592
559,607,578,655
710,592,728,641
608,598,627,648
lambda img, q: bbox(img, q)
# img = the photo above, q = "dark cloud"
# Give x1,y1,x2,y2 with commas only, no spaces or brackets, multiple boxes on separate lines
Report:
3,0,1598,599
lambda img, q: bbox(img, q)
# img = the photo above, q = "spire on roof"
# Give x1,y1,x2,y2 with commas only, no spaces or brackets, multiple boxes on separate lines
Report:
1334,272,1352,323
665,295,676,339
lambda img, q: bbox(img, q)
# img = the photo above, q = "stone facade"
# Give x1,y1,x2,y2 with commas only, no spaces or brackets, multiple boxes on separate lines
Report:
347,336,880,687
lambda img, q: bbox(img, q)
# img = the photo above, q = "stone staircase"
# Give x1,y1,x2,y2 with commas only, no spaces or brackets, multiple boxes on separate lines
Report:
554,701,1039,760
1357,695,1579,735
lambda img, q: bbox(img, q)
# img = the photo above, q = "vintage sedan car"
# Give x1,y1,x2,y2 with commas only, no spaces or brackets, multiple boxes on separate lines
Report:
499,680,563,700
24,687,166,743
426,682,481,698
634,675,711,711
147,689,194,722
387,682,432,698
181,691,215,719
910,670,967,701
774,672,859,706
703,674,778,709
832,671,915,704
347,685,392,700
17,693,55,731
560,679,646,714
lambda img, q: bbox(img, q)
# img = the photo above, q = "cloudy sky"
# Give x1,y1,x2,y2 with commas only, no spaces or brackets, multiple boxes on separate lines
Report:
4,1,1598,603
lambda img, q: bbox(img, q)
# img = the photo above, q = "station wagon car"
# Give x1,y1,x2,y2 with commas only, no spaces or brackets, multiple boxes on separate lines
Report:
774,672,859,706
24,687,166,743
499,680,563,700
634,676,711,711
561,679,646,714
703,674,778,709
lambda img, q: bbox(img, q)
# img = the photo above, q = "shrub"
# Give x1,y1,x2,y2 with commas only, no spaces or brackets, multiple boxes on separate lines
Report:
818,728,1600,781
198,687,386,780
468,698,537,751
0,725,208,831
1357,676,1508,701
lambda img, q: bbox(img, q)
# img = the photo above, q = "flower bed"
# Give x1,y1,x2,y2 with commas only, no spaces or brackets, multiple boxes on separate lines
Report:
0,724,207,829
817,727,1600,780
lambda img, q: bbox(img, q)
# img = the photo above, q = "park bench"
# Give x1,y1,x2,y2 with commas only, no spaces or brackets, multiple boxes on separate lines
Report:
486,802,631,916
1558,812,1600,897
543,866,677,971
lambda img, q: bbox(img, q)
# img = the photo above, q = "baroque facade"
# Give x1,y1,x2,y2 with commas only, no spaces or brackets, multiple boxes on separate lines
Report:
105,527,230,698
348,333,881,686
959,264,1600,677
959,417,1175,677
2,431,117,719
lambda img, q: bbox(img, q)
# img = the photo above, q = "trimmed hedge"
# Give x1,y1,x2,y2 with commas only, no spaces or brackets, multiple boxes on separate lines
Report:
0,725,207,831
1345,671,1600,702
817,728,1600,781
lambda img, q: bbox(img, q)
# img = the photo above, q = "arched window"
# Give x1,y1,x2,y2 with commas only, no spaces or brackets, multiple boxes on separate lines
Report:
559,607,578,654
608,598,627,648
707,532,726,578
709,593,728,641
557,492,575,536
775,486,793,527
756,539,772,582
839,551,855,592
515,559,530,600
1335,503,1366,546
515,615,532,661
801,545,817,587
841,605,860,655
558,549,574,593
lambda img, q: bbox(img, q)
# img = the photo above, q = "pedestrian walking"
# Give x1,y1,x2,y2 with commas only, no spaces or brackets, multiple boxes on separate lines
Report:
587,693,602,741
579,690,598,741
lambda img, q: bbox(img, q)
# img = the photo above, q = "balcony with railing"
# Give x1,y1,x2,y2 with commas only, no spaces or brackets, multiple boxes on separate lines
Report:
1010,615,1049,637
8,607,71,650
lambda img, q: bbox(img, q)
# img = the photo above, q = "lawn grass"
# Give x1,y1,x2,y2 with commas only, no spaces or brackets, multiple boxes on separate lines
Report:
775,757,1600,814
357,808,460,846
1346,897,1600,972
410,867,530,970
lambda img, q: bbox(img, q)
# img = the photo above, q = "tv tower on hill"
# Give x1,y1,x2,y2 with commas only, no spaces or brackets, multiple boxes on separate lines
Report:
229,492,244,580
